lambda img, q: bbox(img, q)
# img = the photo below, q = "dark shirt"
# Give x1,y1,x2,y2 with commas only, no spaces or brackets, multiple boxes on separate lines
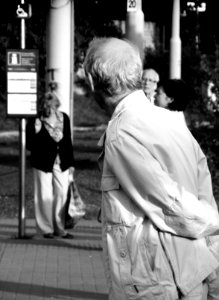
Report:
26,112,74,172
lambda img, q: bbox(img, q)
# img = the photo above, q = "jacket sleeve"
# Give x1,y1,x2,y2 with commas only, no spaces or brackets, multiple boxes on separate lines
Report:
197,145,218,209
63,112,75,164
26,118,36,151
105,130,219,239
196,144,219,255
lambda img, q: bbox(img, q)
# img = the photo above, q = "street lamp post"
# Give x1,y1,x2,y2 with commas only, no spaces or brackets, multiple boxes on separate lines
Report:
125,0,145,61
186,1,206,51
170,0,181,79
46,0,74,120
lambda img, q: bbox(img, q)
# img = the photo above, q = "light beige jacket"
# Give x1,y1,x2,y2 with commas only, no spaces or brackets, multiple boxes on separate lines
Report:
99,90,219,300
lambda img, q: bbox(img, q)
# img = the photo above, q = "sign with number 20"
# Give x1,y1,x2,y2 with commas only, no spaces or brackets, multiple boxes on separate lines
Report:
127,0,137,12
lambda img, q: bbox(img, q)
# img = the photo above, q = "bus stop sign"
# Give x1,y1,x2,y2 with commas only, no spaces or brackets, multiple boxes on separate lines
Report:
7,49,38,117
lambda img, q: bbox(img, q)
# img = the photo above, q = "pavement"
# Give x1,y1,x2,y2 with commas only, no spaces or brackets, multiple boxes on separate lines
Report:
0,125,106,140
0,129,108,299
0,218,108,300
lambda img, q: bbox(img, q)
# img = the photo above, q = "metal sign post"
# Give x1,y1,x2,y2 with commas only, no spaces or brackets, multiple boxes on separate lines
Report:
6,2,36,238
7,48,38,238
19,0,27,238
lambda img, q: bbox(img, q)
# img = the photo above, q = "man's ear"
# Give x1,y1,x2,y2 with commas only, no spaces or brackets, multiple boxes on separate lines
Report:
87,73,95,91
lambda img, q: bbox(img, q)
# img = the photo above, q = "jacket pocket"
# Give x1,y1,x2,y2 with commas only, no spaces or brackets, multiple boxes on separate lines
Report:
101,175,140,225
101,175,120,191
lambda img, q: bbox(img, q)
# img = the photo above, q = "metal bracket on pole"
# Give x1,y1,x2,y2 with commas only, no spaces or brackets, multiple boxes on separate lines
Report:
47,68,58,91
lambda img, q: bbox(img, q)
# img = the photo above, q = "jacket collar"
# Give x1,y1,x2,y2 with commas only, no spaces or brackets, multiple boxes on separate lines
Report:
97,90,150,148
111,90,150,120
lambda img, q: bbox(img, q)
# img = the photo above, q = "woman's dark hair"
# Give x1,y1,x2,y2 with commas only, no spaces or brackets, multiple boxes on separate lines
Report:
158,79,190,111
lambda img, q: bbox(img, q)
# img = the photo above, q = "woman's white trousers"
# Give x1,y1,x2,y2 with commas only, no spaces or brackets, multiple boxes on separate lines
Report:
33,164,69,236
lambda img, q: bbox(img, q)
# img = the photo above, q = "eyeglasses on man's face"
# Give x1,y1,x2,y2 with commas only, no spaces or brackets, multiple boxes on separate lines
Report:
142,78,158,84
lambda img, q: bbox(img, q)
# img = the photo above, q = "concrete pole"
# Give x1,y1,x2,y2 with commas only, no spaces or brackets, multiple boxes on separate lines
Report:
125,0,145,61
169,0,181,79
46,0,74,119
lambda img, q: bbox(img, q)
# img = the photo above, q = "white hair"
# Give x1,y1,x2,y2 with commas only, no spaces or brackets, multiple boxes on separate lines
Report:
84,38,143,97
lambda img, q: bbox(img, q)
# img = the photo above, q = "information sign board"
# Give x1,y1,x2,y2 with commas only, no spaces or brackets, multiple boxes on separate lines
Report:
127,0,137,12
7,49,38,117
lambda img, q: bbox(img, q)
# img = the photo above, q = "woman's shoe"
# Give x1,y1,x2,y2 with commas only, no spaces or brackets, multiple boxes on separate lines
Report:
43,233,54,239
61,233,74,239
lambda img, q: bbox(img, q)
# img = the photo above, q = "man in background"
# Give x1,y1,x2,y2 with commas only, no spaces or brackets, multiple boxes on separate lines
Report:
142,68,159,103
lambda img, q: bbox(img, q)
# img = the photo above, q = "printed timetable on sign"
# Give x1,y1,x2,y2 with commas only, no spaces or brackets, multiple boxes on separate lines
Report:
6,49,38,117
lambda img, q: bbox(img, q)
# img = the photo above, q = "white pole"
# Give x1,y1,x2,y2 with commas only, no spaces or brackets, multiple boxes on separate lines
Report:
125,0,145,61
170,0,181,79
70,0,74,138
46,0,73,116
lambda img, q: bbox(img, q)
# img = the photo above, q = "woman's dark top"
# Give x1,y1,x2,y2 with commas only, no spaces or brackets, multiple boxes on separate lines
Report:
26,112,74,172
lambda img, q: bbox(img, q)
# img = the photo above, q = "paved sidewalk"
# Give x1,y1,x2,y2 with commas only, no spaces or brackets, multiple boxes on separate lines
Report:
0,125,106,140
0,218,108,300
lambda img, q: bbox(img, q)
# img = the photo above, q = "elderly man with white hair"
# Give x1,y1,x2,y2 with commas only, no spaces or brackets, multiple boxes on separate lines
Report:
83,37,219,300
142,68,159,103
